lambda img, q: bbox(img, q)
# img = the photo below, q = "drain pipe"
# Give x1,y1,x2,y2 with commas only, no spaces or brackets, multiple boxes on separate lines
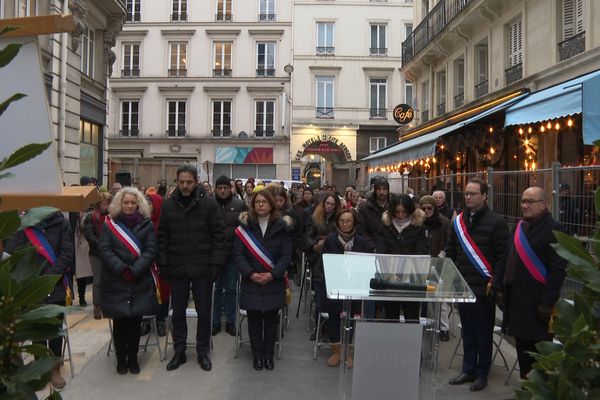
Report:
58,0,69,181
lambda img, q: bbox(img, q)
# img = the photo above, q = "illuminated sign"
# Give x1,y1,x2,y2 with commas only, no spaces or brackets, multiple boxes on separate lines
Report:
393,104,414,125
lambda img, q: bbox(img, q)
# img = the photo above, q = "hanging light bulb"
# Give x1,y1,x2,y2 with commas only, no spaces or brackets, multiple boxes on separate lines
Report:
513,154,517,159
419,160,424,166
540,125,545,133
456,155,460,161
440,144,445,150
567,118,573,127
547,122,552,129
432,157,437,163
518,128,524,135
555,122,560,130
524,138,530,146
528,127,533,134
490,147,495,155
489,127,494,133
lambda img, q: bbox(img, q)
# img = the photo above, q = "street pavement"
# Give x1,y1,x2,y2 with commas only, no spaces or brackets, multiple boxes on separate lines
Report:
38,290,520,400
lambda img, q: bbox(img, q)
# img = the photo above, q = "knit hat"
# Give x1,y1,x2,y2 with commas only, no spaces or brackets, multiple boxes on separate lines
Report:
372,176,389,190
419,195,437,207
215,175,230,187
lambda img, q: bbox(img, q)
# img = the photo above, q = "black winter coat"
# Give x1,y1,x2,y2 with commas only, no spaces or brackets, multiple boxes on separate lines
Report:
305,214,337,282
83,211,104,257
445,205,509,296
377,210,430,256
495,212,567,340
234,212,293,311
4,211,73,304
98,215,158,318
215,194,246,261
357,195,387,245
424,212,451,257
157,187,226,279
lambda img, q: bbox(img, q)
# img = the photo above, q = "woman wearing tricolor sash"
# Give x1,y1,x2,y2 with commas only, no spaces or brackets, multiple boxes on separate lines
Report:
98,187,158,375
234,189,293,371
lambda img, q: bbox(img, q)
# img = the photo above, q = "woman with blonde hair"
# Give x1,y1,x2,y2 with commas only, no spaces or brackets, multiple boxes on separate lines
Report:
99,187,158,375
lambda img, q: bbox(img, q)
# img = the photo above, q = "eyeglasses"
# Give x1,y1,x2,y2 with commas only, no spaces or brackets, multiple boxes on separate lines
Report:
521,199,544,205
464,192,481,197
255,200,268,205
338,219,354,225
421,206,434,211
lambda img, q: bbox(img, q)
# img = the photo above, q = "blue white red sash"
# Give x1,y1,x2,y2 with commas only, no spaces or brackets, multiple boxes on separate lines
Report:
235,225,275,272
514,220,548,285
24,226,73,305
453,212,493,279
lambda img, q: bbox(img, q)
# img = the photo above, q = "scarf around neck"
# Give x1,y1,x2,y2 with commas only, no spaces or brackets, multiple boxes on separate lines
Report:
392,216,411,234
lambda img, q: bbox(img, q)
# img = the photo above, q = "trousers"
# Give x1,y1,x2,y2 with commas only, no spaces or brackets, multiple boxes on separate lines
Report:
247,309,279,361
113,316,143,361
458,295,495,378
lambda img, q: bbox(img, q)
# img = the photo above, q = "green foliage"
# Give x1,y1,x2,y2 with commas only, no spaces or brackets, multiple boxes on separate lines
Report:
515,188,600,400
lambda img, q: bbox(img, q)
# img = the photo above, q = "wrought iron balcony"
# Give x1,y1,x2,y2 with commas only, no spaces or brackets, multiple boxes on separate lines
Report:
259,13,276,22
369,108,387,119
172,12,187,22
437,101,446,116
454,92,464,108
166,128,187,137
475,80,488,99
316,46,335,55
558,32,585,62
421,110,429,123
216,13,232,22
121,68,140,77
505,63,522,85
168,68,187,77
213,68,232,77
256,68,275,77
316,107,334,118
212,129,232,137
402,0,472,66
369,47,388,56
120,127,139,137
255,129,275,137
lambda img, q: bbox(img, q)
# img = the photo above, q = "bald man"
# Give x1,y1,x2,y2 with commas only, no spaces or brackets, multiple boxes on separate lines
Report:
494,187,567,379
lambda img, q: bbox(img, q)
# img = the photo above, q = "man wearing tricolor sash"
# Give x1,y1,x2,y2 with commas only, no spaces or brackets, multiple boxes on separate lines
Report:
446,178,509,391
494,187,566,380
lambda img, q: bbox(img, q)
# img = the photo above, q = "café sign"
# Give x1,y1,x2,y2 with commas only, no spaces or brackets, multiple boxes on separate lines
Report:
393,104,414,125
295,134,352,162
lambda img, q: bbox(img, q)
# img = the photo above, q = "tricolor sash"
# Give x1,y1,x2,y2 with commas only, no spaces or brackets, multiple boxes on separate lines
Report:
453,212,493,280
105,217,166,304
24,227,73,306
514,220,548,285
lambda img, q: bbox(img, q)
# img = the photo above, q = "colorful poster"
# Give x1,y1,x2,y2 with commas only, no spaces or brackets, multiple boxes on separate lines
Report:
215,147,274,164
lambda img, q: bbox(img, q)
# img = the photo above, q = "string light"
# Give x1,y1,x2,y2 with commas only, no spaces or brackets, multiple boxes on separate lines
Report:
567,118,573,127
528,127,533,134
489,127,494,133
490,147,495,155
518,128,523,135
555,122,560,130
547,122,552,129
540,125,545,133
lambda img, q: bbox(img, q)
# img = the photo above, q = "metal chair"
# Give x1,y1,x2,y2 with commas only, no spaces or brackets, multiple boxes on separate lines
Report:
107,315,163,361
61,313,75,378
448,323,509,370
312,312,331,360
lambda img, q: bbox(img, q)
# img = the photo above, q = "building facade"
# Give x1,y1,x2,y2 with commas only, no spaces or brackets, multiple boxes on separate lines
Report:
1,0,126,186
367,0,600,181
291,0,414,189
108,0,293,187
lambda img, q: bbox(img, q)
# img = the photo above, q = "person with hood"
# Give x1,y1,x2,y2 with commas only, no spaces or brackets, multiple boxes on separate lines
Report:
158,164,226,372
212,175,246,336
234,189,293,371
377,193,429,321
357,176,390,245
419,194,452,341
4,210,74,389
98,187,158,375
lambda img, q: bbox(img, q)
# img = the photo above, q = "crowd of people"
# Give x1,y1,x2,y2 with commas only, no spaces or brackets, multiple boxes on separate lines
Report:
1,165,568,394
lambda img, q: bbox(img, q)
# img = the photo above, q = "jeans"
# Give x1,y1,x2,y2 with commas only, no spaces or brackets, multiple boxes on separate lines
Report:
212,258,238,326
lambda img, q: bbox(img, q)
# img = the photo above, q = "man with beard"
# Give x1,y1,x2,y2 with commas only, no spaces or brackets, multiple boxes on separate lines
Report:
158,164,225,372
357,176,390,246
212,175,246,336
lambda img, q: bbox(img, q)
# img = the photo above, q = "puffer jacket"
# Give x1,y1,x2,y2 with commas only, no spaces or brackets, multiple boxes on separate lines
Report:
215,194,246,260
445,205,509,296
4,211,73,304
377,209,429,256
357,194,388,245
157,187,226,279
234,212,293,311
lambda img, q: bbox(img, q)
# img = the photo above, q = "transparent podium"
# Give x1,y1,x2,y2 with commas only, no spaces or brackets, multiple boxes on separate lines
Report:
322,253,475,400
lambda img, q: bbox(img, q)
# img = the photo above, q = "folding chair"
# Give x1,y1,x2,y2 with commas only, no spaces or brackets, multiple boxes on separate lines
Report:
448,323,509,370
312,312,331,360
107,315,163,361
61,313,75,378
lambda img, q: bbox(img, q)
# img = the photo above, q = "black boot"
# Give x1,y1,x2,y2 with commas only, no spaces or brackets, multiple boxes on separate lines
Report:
128,353,140,374
116,354,127,375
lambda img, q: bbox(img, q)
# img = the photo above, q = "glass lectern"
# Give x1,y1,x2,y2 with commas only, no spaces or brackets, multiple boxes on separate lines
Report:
322,253,475,400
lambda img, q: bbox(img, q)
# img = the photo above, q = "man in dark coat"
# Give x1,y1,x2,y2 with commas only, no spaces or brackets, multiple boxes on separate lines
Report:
158,164,226,372
212,174,246,336
357,176,390,246
4,210,73,389
494,186,567,379
433,190,455,220
445,178,509,391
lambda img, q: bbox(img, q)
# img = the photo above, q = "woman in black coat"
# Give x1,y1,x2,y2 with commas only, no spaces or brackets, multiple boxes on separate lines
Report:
98,187,158,375
377,193,429,321
320,209,375,368
235,189,293,371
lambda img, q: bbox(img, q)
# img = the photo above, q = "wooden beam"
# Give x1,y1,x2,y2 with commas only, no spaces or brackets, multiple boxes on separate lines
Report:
0,186,101,212
0,15,75,37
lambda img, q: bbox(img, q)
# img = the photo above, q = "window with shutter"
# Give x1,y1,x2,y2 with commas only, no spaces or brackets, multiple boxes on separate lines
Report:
507,17,522,68
563,0,585,40
455,57,464,94
477,45,488,83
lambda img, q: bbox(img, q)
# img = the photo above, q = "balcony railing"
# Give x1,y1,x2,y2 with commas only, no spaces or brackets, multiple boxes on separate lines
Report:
369,47,388,56
120,128,139,137
475,80,488,99
216,13,232,22
256,68,275,77
121,68,140,77
505,63,522,85
369,108,387,119
454,92,464,108
258,13,276,22
168,68,187,77
172,12,187,22
212,129,232,137
316,107,334,118
421,110,429,122
255,129,275,137
402,0,472,66
558,32,585,62
316,46,335,55
213,68,232,77
126,13,141,22
166,128,186,137
437,101,446,116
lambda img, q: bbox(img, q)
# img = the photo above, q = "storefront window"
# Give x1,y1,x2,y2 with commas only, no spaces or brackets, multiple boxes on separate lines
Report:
80,119,100,180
